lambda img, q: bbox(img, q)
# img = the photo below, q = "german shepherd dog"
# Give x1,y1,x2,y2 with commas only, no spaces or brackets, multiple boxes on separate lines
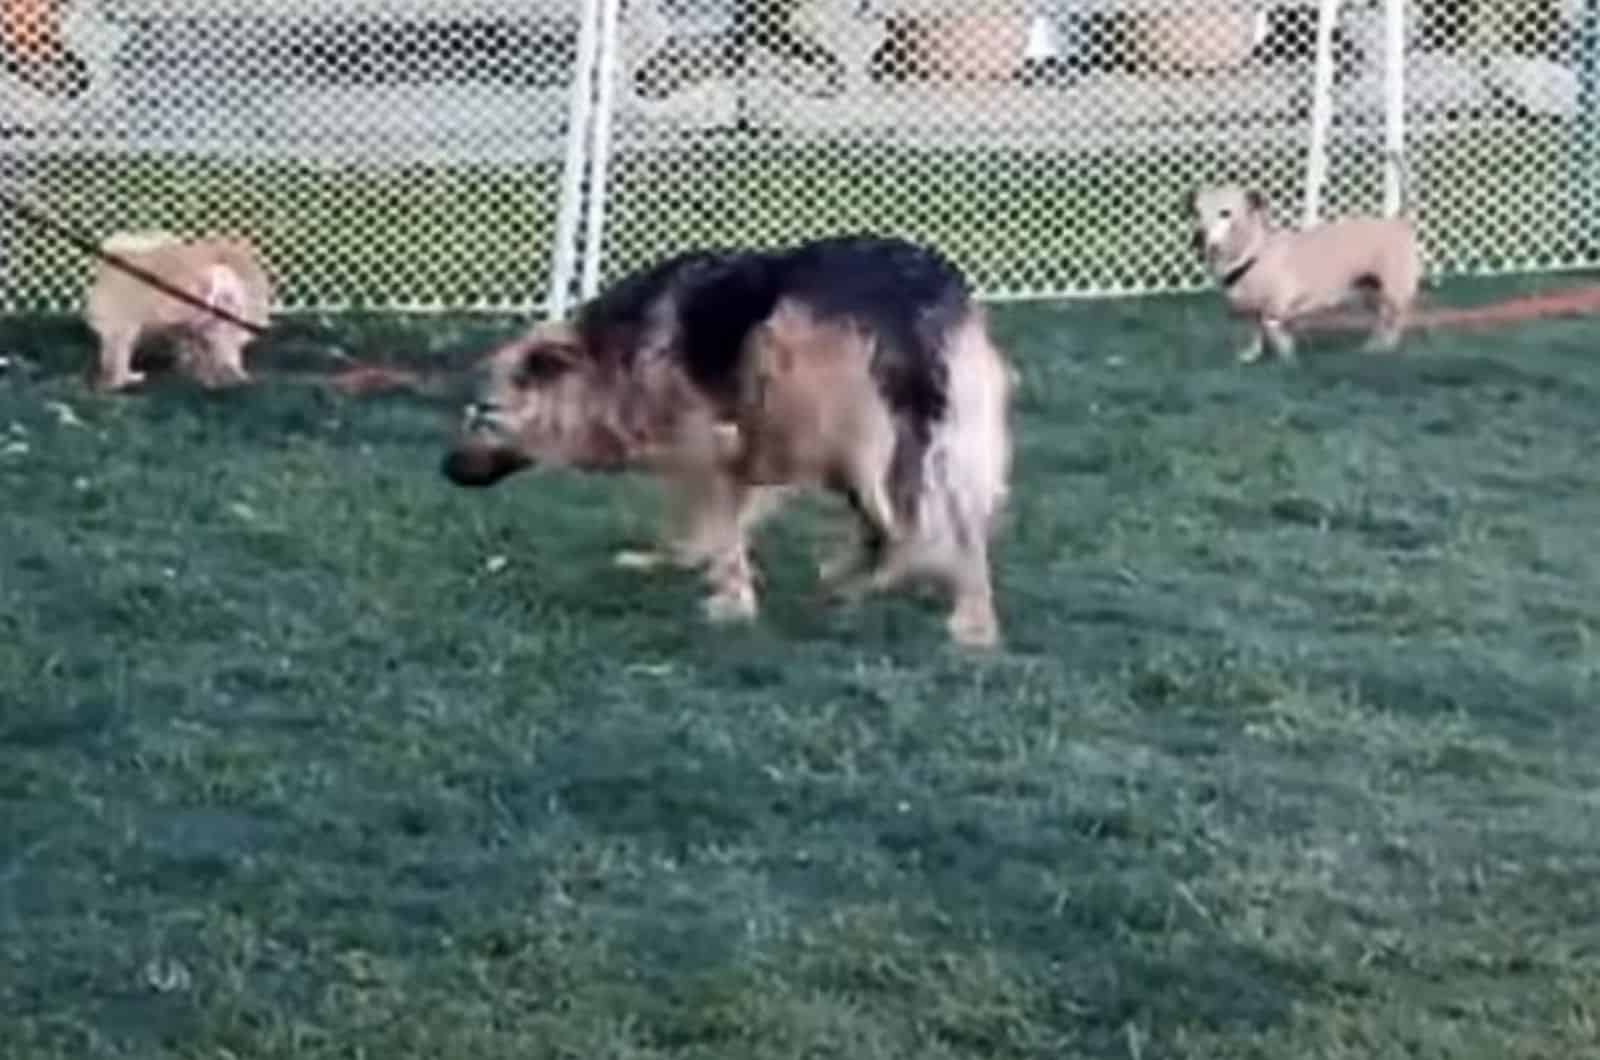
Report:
441,235,1013,648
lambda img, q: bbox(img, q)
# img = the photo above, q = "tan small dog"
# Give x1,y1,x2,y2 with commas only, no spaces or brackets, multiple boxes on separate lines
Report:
83,231,272,391
1189,154,1422,363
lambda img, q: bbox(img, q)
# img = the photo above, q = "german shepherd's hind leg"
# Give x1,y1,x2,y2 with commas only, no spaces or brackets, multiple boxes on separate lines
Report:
944,528,999,650
831,445,999,648
817,398,905,601
930,312,1013,649
875,445,1000,649
820,480,898,597
822,309,1009,650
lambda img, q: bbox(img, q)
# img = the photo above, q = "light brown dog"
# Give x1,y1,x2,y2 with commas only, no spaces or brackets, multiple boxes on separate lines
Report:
83,231,272,391
1189,154,1422,363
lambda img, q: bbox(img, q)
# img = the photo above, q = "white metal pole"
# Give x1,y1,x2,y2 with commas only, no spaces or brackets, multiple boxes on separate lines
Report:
1381,0,1407,214
1301,0,1342,227
545,0,604,319
580,0,624,300
1578,0,1600,258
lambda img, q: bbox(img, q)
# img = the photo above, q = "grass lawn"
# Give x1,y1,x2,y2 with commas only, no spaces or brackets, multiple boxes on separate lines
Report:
3,277,1600,1057
7,119,1594,314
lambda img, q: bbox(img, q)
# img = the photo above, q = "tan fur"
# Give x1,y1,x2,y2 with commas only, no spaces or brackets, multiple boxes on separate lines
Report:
841,309,1013,647
83,231,272,392
735,302,900,528
1190,161,1422,363
717,303,1012,647
443,305,1013,649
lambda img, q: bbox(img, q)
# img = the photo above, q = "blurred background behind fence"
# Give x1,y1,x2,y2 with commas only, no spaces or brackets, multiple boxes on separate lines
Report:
1,0,1594,314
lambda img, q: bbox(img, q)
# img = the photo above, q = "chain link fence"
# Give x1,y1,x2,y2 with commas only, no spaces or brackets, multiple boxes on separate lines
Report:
1,0,1597,315
2,0,579,313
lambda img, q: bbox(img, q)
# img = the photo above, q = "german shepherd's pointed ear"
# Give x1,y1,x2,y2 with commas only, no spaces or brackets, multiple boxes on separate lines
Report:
1246,189,1269,214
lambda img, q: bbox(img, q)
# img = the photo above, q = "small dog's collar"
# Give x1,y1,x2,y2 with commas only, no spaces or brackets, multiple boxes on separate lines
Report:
1219,257,1257,289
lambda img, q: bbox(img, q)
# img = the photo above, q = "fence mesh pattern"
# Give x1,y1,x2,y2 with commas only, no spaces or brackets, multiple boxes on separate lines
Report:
1,0,1597,315
1,0,580,314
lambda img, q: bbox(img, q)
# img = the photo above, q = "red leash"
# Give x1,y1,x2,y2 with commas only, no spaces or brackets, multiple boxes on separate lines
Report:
0,186,272,336
0,185,439,393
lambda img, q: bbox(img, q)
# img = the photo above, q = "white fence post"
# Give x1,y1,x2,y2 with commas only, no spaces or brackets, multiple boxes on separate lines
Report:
1576,0,1600,258
1301,0,1343,227
546,0,605,319
580,0,625,302
1382,0,1406,214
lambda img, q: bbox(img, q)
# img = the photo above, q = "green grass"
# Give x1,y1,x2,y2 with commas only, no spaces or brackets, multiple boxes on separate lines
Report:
4,279,1600,1058
9,119,1596,312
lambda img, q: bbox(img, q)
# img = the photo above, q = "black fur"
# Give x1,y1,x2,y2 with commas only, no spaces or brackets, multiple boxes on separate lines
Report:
576,247,783,406
572,235,971,519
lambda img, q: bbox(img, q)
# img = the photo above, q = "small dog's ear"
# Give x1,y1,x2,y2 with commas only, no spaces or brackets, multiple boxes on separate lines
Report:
1246,190,1268,213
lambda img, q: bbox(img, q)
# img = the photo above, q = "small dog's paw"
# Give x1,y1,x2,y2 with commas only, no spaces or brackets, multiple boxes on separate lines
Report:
1236,347,1265,365
703,586,757,624
614,549,669,571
